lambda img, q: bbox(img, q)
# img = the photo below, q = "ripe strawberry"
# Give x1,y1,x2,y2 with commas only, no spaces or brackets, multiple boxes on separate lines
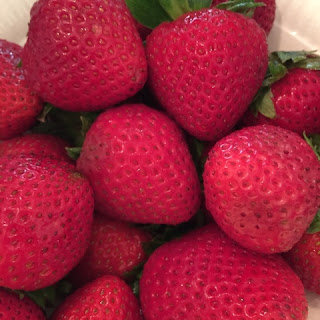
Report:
0,155,94,291
0,288,45,320
284,212,320,294
0,133,71,162
77,104,201,225
146,8,268,141
203,124,320,254
211,0,276,35
22,0,147,112
69,215,150,287
243,68,320,135
51,275,142,320
0,39,42,140
140,224,308,320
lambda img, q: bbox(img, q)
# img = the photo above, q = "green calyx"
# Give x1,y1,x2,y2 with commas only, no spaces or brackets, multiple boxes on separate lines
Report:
251,50,320,120
303,133,320,161
307,211,320,234
216,0,265,18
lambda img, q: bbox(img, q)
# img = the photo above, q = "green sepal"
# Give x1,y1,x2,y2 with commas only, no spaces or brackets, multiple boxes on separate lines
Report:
216,0,265,18
37,103,54,123
251,88,276,119
262,60,288,87
303,132,320,161
66,147,82,160
16,59,22,68
307,211,320,234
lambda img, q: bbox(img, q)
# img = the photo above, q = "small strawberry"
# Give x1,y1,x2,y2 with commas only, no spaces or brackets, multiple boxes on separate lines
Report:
141,3,268,141
0,133,71,162
22,0,147,112
284,211,320,294
0,288,45,320
212,0,276,35
140,224,308,320
203,124,320,254
0,39,42,140
51,275,142,320
242,51,320,135
0,155,94,291
77,104,201,225
69,215,150,287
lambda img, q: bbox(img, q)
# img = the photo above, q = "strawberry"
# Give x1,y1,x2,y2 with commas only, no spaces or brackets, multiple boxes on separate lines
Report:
69,215,150,287
242,51,320,135
140,224,308,320
77,104,201,225
0,39,42,140
0,133,71,162
284,212,320,294
211,0,276,35
145,7,268,141
0,155,94,291
203,124,320,254
0,288,45,320
22,0,147,112
51,275,142,320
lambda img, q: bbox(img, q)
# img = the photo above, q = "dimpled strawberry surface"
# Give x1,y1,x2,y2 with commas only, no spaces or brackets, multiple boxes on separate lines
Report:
203,124,320,254
0,155,94,291
140,224,308,320
77,104,201,224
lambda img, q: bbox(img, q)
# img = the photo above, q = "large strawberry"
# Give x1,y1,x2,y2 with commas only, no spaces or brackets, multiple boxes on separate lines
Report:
0,155,94,291
69,215,150,287
211,0,276,35
284,211,320,294
0,133,70,162
143,4,268,141
0,288,45,320
0,39,42,140
51,275,142,320
77,104,201,225
203,124,320,254
140,224,308,320
242,51,320,135
22,0,147,112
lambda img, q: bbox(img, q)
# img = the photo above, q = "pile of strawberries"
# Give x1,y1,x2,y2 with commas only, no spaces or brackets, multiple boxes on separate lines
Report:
0,0,320,319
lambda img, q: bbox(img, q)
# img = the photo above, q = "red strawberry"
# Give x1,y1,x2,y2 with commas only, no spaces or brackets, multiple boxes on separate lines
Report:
146,8,268,141
243,68,320,135
77,104,201,225
0,155,94,291
0,39,42,140
0,288,45,320
284,212,320,294
51,275,142,320
203,125,320,253
22,0,147,112
0,133,71,162
140,224,308,320
211,0,276,35
69,215,150,287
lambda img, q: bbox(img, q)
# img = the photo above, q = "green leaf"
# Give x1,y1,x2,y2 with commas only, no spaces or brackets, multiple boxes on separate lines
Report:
307,211,320,234
159,0,191,20
66,147,82,160
303,132,320,161
216,0,265,18
188,0,212,11
125,0,172,29
252,88,276,119
273,51,315,64
262,60,288,87
294,56,320,70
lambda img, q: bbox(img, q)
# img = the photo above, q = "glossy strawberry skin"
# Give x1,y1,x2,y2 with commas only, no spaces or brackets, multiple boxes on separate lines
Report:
146,8,268,141
284,231,320,294
203,125,320,253
242,68,320,135
77,104,201,225
69,215,150,287
51,275,142,320
0,155,94,291
0,39,42,140
211,0,276,35
140,224,308,320
0,288,45,320
0,133,71,162
22,0,147,112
